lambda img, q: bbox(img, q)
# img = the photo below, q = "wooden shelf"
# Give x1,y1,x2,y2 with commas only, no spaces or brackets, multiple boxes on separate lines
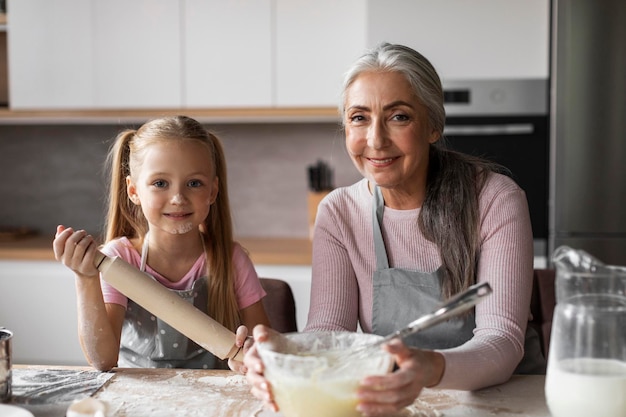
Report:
0,235,312,265
0,107,341,125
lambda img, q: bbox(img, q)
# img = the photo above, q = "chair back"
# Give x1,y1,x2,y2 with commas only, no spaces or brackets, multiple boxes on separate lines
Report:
259,278,298,333
529,268,556,357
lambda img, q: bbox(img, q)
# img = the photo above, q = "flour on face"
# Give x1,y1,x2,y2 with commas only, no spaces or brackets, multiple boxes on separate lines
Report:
170,193,185,205
169,222,195,235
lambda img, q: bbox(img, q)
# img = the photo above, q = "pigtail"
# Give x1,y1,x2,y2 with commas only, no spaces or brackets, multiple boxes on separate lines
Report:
203,132,240,332
104,130,146,243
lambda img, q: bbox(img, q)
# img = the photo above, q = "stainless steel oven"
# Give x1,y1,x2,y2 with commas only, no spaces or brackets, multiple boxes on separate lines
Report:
441,79,549,257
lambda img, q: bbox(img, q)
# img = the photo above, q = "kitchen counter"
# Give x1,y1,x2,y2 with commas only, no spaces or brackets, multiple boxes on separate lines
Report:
0,236,312,265
9,365,551,417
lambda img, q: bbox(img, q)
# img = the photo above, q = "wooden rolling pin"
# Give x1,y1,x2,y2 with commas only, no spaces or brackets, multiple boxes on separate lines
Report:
94,251,243,362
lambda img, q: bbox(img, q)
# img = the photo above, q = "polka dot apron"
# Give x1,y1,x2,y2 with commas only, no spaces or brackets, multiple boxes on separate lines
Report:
117,235,223,369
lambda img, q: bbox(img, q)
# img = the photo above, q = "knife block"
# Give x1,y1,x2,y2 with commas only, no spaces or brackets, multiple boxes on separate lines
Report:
307,190,331,240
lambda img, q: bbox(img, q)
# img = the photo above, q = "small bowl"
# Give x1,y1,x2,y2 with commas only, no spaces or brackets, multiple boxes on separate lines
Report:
257,331,393,417
66,397,106,417
0,329,12,403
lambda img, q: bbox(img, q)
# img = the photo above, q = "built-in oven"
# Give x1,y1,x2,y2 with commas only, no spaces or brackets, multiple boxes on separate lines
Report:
441,79,549,257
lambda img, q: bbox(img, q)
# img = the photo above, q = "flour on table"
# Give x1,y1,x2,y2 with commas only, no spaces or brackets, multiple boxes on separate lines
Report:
95,370,262,417
396,399,444,417
390,389,458,417
197,374,247,386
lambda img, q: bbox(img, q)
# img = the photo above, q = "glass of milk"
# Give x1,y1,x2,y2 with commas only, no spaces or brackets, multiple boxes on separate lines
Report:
545,247,626,417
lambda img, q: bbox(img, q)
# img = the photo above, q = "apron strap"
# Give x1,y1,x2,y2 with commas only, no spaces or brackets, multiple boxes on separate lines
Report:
140,232,149,272
140,230,206,275
372,185,390,270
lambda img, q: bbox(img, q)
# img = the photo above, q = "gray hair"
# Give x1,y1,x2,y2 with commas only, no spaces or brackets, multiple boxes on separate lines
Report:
340,43,445,137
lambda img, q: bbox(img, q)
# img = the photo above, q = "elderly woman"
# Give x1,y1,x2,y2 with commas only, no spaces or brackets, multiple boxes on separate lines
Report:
245,43,544,416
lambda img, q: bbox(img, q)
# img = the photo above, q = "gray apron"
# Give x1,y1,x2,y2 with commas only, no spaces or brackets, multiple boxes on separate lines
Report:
118,236,224,369
370,185,546,373
371,186,475,349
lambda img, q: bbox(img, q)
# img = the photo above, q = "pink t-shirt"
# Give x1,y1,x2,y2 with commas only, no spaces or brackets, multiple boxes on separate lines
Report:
307,174,534,390
100,237,265,310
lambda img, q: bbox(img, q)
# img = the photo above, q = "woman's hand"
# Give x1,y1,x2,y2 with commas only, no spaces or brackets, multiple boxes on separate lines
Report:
244,324,281,412
53,225,99,278
356,339,445,416
228,325,254,374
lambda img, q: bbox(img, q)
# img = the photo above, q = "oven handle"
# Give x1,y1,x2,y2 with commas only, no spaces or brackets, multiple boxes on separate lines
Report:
443,123,534,136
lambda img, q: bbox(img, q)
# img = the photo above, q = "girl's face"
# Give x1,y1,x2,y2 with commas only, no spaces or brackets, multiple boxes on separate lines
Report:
127,139,218,236
343,71,439,196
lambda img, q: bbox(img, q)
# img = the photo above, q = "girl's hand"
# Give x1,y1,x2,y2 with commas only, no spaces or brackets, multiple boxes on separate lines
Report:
356,339,445,416
228,325,253,374
244,324,281,412
53,225,99,278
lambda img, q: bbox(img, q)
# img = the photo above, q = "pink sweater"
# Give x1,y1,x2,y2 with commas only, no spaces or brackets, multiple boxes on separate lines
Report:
306,175,534,390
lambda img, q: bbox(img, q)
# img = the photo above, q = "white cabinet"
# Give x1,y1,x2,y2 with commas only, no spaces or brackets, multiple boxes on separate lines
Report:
366,0,550,79
274,0,366,107
7,0,550,110
9,0,270,110
255,264,312,331
8,0,368,110
0,261,87,365
184,0,272,108
93,0,181,108
8,0,181,110
8,0,94,109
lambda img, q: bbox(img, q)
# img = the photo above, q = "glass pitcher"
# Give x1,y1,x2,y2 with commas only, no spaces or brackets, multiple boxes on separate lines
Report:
545,246,626,417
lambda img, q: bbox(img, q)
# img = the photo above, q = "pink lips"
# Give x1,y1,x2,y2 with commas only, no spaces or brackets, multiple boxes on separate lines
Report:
367,157,398,167
165,212,192,219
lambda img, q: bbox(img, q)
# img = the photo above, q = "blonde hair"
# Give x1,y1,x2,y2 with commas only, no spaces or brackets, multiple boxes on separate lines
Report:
104,115,240,331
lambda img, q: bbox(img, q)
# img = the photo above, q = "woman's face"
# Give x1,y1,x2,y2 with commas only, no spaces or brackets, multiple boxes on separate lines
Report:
343,71,440,197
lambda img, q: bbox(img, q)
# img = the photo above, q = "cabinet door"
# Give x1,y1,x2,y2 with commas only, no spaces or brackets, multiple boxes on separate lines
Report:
275,0,366,107
92,0,182,108
366,0,550,79
0,261,87,365
183,0,272,108
8,0,94,109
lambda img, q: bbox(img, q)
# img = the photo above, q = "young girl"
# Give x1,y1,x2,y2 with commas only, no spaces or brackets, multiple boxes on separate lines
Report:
53,115,270,373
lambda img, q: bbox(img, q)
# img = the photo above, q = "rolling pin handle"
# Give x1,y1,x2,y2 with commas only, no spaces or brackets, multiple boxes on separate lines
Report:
94,251,107,270
229,344,245,363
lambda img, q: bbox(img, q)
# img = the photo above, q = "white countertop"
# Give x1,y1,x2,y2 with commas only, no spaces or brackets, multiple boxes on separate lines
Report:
12,366,551,417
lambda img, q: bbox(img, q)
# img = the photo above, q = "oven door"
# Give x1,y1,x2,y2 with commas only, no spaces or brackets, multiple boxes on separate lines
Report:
443,115,549,256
